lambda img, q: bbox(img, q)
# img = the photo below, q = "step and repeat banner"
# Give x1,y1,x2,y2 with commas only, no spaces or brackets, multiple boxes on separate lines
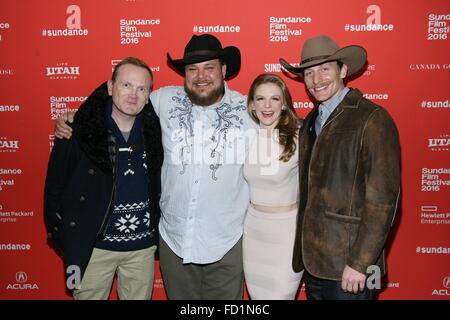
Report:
0,0,449,300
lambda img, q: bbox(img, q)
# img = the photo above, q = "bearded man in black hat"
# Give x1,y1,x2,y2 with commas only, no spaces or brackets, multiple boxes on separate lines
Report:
55,34,256,300
150,34,256,300
280,35,400,300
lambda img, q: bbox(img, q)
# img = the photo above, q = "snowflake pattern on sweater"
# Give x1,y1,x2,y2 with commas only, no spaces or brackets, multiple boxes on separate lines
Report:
102,201,151,242
94,102,155,251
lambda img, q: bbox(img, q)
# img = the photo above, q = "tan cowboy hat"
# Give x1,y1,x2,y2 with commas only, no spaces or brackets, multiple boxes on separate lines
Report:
167,34,241,79
279,35,367,77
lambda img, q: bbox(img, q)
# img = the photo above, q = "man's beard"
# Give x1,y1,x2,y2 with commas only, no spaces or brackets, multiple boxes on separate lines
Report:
185,81,225,106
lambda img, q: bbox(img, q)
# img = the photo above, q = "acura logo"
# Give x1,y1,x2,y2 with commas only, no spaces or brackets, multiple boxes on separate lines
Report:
15,271,27,283
443,277,450,289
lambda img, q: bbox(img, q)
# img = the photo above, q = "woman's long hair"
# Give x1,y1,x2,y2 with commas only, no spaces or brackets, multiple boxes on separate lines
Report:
247,74,299,162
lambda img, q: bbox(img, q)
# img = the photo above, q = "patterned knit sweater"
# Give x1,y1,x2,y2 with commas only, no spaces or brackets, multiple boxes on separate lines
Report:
95,102,155,251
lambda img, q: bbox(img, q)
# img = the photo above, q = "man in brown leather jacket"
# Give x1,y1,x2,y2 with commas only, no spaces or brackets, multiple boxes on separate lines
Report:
279,35,400,299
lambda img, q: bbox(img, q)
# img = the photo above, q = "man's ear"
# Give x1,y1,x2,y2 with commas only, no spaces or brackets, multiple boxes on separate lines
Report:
340,64,348,79
222,64,227,79
107,80,113,96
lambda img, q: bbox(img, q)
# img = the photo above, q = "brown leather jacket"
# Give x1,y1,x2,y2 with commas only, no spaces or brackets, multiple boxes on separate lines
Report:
293,88,400,280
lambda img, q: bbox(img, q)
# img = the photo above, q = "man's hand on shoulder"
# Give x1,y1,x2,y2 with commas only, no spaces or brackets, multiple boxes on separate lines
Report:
55,111,75,139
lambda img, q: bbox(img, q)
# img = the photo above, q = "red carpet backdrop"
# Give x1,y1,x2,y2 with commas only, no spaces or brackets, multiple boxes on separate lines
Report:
0,0,449,300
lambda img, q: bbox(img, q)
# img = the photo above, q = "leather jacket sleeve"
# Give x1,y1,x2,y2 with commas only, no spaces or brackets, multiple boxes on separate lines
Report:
347,108,401,274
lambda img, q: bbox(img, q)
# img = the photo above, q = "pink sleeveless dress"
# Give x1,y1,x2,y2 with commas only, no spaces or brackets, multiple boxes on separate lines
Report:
243,132,303,299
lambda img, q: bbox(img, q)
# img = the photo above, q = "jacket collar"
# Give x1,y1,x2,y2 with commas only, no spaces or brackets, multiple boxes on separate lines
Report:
304,88,364,137
308,88,363,123
73,81,162,175
336,88,363,110
73,82,111,172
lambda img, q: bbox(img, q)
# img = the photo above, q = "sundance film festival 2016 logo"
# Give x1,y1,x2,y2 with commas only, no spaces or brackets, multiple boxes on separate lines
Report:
119,18,160,45
6,272,39,290
268,16,311,42
46,63,80,80
0,137,19,153
432,276,450,296
344,5,394,32
428,134,450,151
42,5,88,37
427,13,449,41
49,96,85,120
421,167,450,192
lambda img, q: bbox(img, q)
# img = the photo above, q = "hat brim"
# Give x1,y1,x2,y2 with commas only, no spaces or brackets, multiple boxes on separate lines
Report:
167,46,241,79
280,45,367,78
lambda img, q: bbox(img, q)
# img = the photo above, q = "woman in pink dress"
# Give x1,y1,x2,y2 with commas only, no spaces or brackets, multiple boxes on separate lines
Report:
243,74,304,300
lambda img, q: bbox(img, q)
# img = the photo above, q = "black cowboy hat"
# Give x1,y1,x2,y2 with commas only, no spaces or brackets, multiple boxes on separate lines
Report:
167,34,241,79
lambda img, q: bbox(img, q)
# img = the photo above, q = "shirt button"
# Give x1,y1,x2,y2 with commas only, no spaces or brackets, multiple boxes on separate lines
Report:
88,169,95,175
194,180,198,184
69,221,76,227
79,196,86,202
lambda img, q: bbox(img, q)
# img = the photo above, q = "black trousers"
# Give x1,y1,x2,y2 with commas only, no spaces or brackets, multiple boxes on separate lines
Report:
303,271,377,300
